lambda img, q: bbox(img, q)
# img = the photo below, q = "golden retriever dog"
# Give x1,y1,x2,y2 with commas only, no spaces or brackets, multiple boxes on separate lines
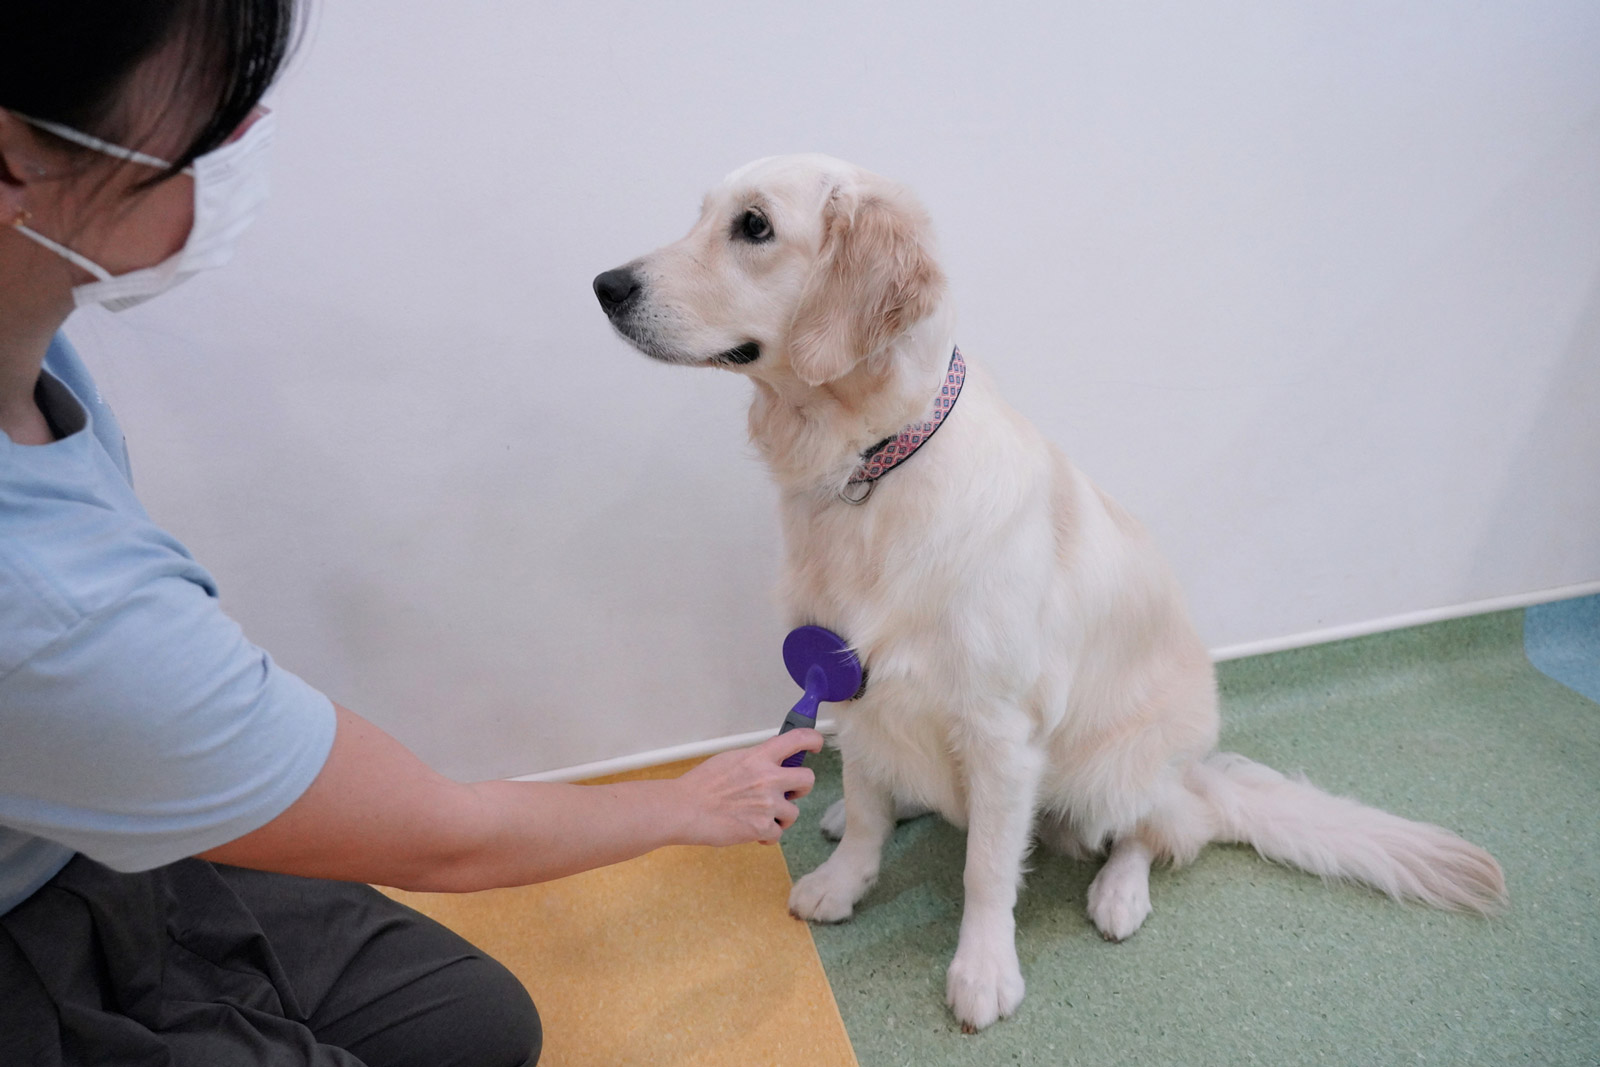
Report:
593,154,1507,1032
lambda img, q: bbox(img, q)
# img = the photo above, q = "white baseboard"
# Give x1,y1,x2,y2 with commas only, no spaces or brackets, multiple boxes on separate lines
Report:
1208,579,1600,661
517,579,1600,783
511,719,838,783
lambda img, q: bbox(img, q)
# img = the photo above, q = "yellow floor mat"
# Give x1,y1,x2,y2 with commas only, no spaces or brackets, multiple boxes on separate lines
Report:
382,757,857,1067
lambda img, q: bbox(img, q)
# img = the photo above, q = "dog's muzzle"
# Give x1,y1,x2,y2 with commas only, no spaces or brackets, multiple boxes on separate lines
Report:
594,266,761,367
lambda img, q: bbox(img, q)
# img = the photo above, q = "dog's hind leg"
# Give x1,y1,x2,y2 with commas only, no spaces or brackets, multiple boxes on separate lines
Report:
1078,763,1214,942
1086,835,1154,941
789,754,897,923
819,795,931,840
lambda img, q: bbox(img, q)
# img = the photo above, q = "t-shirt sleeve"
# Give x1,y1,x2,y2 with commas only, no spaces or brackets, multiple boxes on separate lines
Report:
0,571,336,873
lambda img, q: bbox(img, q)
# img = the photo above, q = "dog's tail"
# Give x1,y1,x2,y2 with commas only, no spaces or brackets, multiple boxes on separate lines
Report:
1188,752,1507,914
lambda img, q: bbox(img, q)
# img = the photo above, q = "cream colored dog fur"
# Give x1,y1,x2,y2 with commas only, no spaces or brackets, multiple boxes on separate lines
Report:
594,154,1506,1032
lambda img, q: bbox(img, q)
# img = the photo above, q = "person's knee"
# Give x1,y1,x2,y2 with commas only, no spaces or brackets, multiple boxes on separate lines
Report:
367,951,540,1067
461,954,541,1067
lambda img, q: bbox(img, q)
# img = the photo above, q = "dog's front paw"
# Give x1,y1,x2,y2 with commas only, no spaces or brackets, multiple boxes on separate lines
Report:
788,856,876,923
1086,863,1152,942
945,938,1025,1032
819,798,847,840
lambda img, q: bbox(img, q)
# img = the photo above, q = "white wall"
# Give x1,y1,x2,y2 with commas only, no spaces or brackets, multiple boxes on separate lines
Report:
65,1,1600,780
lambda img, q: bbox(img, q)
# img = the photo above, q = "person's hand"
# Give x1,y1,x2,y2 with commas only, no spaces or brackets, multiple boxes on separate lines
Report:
672,730,825,846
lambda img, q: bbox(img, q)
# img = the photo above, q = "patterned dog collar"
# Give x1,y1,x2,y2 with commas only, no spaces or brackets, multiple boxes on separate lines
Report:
842,346,966,504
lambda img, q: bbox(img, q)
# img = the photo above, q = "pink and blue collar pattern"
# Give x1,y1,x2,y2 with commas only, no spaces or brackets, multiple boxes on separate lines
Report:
842,346,966,503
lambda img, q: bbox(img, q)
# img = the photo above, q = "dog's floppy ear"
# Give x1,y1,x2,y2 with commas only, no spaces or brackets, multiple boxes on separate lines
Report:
786,181,946,387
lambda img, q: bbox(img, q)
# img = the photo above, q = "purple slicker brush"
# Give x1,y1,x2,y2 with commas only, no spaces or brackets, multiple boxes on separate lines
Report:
777,625,865,768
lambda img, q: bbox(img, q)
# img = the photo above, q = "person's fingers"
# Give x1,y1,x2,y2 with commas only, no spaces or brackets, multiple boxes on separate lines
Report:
778,767,815,799
757,728,824,761
772,799,800,829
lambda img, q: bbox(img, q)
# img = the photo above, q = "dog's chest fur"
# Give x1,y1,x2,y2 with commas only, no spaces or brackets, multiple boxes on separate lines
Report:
770,377,1078,820
763,363,1218,831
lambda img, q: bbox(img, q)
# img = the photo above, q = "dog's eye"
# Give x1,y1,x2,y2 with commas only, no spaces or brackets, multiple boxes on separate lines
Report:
736,209,773,243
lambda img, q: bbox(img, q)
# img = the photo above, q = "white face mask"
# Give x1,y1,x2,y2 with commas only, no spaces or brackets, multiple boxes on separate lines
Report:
11,111,274,312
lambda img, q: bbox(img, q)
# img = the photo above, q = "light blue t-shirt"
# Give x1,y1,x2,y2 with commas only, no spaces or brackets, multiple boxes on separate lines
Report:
0,335,337,915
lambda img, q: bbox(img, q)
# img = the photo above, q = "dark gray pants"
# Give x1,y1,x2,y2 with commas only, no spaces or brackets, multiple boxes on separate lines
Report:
0,856,541,1066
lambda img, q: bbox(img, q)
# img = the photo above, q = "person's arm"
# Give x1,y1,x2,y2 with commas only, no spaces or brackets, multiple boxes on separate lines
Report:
199,704,823,892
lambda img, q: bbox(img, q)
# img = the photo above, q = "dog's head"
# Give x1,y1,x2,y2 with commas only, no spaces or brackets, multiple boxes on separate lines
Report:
594,154,946,388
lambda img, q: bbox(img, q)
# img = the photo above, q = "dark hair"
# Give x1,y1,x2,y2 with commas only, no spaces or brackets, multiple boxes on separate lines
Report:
1,0,299,180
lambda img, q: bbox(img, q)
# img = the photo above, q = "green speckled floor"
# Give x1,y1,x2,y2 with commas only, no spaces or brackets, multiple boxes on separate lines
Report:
781,609,1600,1066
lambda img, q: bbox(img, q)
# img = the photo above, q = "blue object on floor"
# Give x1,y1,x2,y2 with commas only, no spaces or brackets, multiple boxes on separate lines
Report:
1525,593,1600,704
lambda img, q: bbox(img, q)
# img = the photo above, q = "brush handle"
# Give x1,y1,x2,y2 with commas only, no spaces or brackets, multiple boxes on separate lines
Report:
778,691,821,768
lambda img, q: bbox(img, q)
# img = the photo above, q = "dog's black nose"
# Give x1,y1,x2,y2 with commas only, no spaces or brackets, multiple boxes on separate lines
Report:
593,268,641,316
